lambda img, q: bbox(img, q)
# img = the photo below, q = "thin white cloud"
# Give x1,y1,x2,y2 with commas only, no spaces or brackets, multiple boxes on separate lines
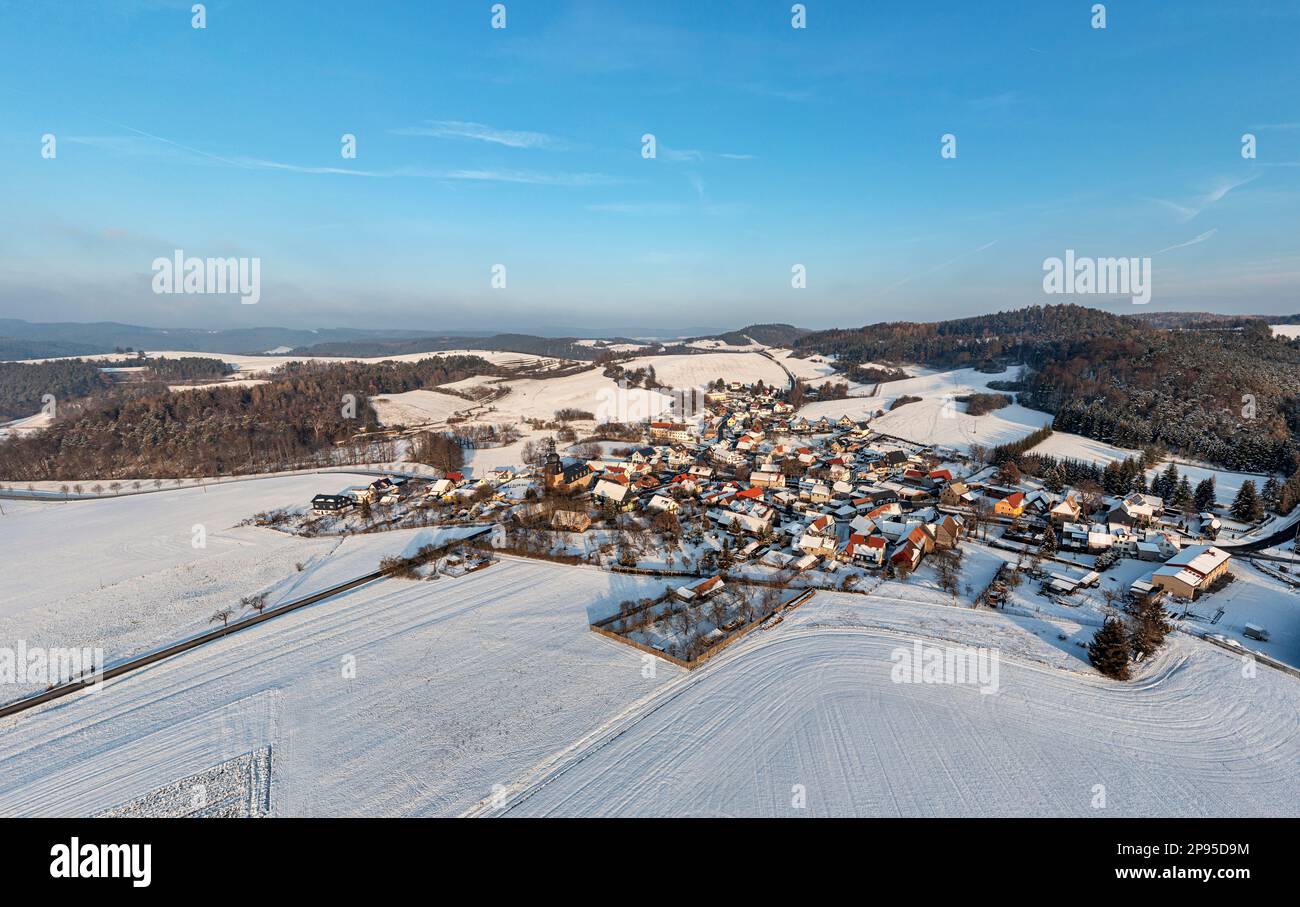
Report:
233,157,387,177
435,168,620,187
660,144,755,163
881,240,998,294
67,125,616,186
1155,228,1218,255
391,120,565,149
1148,173,1260,222
686,173,707,202
69,127,387,176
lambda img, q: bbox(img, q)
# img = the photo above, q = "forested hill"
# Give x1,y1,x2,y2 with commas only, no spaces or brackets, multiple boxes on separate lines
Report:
797,304,1300,474
796,305,1135,367
0,355,501,480
693,323,810,347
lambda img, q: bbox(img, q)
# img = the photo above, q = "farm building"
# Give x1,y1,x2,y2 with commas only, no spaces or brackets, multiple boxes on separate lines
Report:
311,494,352,513
1151,545,1231,600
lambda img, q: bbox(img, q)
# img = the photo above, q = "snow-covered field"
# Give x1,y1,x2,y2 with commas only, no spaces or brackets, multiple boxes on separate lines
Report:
622,352,789,390
0,559,676,817
370,389,468,426
1270,325,1300,339
1028,431,1138,466
3,522,1296,816
476,369,673,426
0,474,439,696
799,367,1051,454
768,349,867,390
499,591,1300,817
575,339,644,353
684,338,764,352
12,349,569,375
1025,433,1271,509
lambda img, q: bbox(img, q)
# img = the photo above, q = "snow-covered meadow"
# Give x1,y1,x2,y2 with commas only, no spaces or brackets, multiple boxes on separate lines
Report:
3,501,1297,817
0,474,473,699
622,352,790,390
798,366,1051,453
0,559,676,817
1027,431,1138,466
500,591,1300,817
370,389,469,426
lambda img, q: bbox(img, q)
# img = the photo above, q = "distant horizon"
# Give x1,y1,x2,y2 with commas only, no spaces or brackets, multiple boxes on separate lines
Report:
5,302,1300,347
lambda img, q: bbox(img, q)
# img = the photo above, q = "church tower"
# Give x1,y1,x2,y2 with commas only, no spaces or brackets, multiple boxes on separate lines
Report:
542,436,561,488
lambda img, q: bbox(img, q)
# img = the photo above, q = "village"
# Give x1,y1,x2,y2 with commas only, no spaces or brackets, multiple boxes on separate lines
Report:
285,376,1276,668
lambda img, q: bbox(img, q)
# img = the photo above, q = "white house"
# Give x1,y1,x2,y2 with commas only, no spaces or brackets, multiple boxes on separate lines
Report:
646,493,679,514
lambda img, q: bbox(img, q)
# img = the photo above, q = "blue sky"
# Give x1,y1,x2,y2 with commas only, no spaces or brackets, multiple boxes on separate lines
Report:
2,0,1299,333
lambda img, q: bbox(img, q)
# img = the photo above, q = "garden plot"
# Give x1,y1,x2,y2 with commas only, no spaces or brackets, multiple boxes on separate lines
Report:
595,581,798,665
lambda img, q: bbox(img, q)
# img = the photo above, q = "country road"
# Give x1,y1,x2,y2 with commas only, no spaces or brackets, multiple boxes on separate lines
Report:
0,570,386,720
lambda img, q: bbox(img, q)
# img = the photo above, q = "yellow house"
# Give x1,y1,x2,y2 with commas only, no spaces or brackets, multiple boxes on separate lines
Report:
994,491,1026,517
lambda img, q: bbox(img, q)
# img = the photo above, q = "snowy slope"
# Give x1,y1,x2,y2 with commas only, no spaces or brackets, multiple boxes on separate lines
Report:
622,352,789,390
795,367,1049,453
3,551,1295,817
370,389,467,426
501,592,1300,817
0,474,388,691
772,350,834,380
0,559,676,817
478,369,673,425
1028,431,1139,466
